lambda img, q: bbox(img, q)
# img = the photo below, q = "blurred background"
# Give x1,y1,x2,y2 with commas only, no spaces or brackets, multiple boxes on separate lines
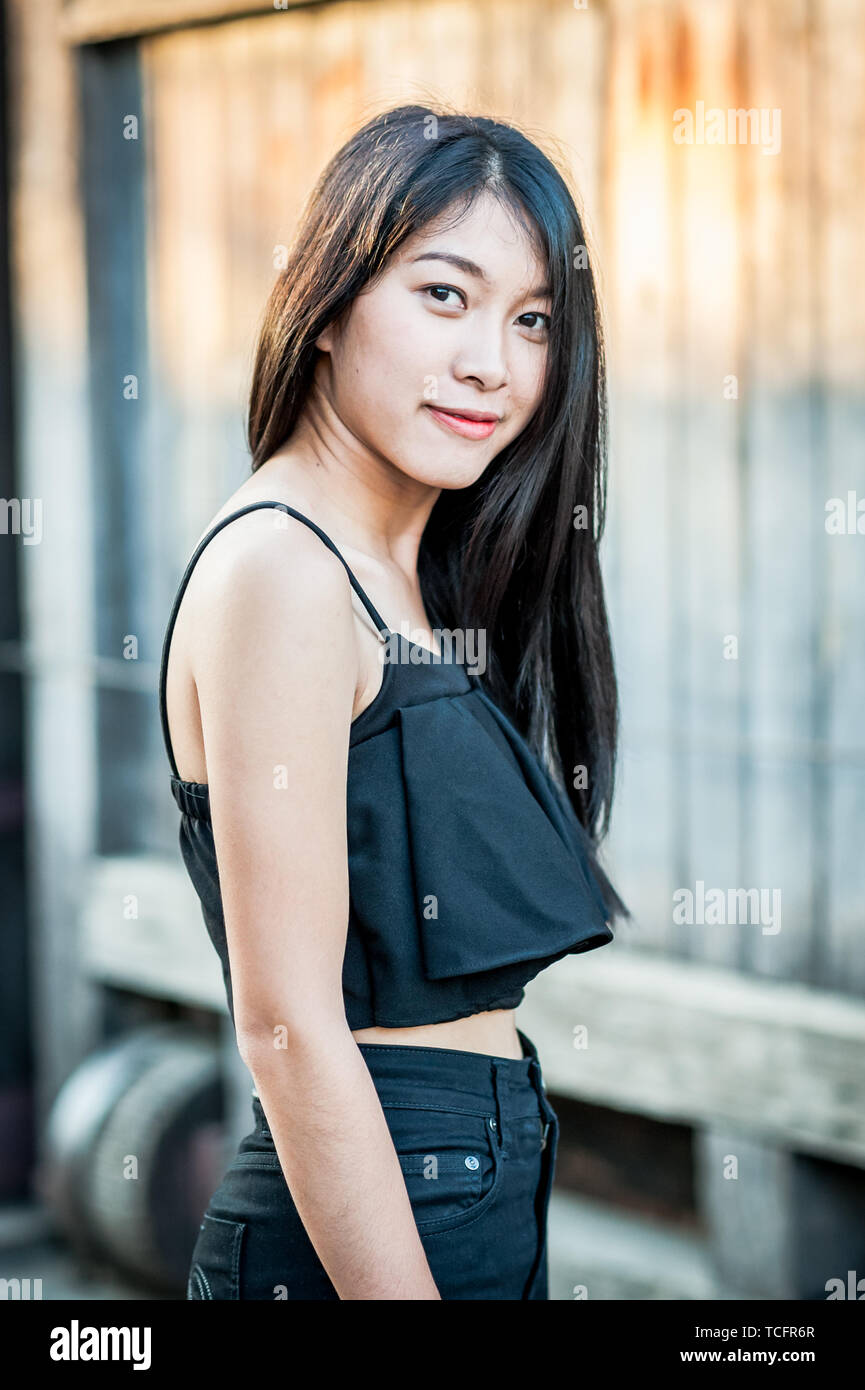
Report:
1,0,863,1301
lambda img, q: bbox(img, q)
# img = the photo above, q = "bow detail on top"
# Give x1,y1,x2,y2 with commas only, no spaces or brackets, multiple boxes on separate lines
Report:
396,690,615,981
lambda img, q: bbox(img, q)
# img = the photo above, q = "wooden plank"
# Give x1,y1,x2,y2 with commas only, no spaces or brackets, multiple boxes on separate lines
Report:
600,0,679,951
695,1130,796,1298
142,25,235,552
537,0,605,261
535,0,626,920
59,0,306,46
476,0,538,126
82,855,227,1009
356,1,421,114
6,0,102,1129
78,40,158,851
817,0,865,992
739,0,817,982
519,951,865,1168
674,0,744,973
405,0,481,110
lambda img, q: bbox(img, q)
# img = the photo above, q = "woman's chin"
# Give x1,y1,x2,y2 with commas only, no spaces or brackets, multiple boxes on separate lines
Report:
392,453,493,492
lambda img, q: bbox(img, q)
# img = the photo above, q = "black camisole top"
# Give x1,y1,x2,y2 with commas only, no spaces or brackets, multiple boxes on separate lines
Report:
158,501,623,1032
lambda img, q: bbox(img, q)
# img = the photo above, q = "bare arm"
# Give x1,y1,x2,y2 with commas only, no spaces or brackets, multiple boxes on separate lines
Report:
190,511,440,1300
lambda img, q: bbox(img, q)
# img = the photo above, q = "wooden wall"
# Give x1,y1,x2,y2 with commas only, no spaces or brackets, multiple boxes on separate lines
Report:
132,0,865,993
9,0,865,1127
602,0,865,1000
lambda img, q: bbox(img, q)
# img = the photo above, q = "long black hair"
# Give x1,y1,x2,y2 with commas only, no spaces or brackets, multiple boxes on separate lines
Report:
247,102,629,925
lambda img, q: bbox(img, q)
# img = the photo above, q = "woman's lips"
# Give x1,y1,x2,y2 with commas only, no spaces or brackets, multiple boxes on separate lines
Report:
424,405,498,440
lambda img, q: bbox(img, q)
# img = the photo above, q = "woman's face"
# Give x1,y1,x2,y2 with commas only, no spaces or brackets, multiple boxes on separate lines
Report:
315,191,551,490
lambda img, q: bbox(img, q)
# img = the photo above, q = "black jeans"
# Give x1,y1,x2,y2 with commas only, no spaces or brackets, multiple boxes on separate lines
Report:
187,1027,560,1300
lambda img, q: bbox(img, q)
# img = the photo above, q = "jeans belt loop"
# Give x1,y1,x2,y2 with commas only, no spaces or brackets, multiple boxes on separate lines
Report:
527,1056,551,1150
490,1060,511,1153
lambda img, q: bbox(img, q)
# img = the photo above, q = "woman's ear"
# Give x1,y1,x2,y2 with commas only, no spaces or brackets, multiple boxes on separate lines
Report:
315,309,345,355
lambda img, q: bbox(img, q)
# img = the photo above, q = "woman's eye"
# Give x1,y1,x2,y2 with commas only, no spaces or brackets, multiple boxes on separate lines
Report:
423,284,465,308
518,311,551,335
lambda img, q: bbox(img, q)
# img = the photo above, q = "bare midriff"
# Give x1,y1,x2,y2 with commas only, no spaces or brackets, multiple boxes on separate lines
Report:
351,1008,524,1061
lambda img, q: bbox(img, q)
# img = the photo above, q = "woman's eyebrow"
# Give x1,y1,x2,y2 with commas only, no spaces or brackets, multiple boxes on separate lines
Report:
409,251,550,299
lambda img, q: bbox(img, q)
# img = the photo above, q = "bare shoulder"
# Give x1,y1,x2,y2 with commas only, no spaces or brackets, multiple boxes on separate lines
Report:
186,502,352,607
184,504,360,697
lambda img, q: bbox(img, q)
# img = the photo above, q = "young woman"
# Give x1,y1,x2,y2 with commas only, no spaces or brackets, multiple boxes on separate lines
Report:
159,103,629,1301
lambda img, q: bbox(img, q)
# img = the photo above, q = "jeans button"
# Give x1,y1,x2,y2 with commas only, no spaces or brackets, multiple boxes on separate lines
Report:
465,1155,480,1171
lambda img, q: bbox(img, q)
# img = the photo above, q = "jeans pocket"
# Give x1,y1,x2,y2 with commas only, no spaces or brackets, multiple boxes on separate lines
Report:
187,1213,246,1300
386,1106,502,1235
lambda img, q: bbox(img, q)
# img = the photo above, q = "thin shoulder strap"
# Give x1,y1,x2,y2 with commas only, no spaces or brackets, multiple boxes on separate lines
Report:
158,500,390,779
